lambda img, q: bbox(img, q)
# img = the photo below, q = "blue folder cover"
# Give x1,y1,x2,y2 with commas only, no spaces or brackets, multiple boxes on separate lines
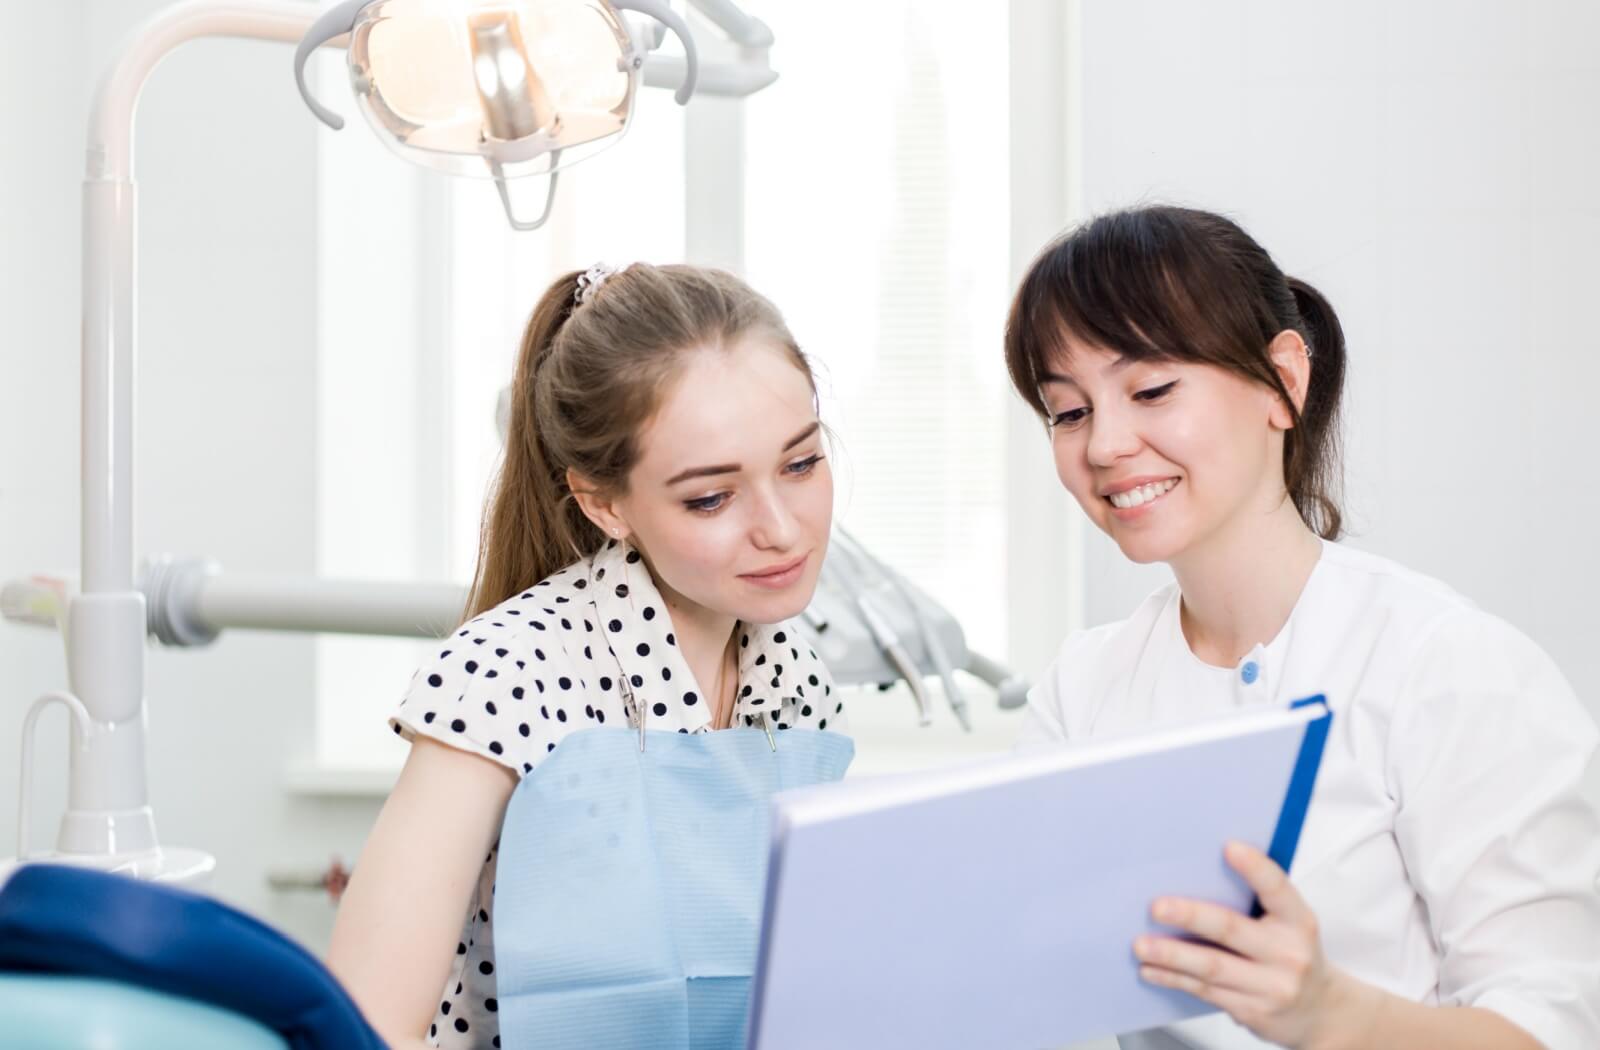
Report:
1254,694,1332,917
749,697,1333,1050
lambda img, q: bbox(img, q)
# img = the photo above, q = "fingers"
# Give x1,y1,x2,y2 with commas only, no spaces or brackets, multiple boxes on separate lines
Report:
1149,895,1274,960
1225,840,1314,929
1134,936,1279,998
1138,960,1262,1006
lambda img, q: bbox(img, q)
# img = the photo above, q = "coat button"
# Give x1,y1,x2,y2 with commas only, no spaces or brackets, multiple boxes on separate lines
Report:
1240,661,1260,685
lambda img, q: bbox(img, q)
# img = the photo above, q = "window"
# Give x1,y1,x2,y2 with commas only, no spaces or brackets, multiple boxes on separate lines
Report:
740,1,1012,661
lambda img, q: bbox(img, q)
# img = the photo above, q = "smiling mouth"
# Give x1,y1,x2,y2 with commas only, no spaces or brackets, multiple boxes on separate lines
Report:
1105,478,1179,510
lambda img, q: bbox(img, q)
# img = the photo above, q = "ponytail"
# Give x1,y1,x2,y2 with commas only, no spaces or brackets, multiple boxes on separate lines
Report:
465,270,596,619
1285,277,1346,541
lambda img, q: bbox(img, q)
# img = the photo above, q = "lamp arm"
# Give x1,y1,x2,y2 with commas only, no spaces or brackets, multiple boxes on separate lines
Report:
90,2,324,183
683,0,773,49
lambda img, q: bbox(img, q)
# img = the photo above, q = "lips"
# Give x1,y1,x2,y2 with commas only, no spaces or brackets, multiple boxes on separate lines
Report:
740,553,809,589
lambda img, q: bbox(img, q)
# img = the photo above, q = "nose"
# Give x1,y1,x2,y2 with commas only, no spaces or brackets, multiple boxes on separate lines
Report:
748,483,800,551
1084,400,1141,468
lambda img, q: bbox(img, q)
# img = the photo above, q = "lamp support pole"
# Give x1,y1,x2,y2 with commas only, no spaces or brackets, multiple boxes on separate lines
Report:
35,1,325,884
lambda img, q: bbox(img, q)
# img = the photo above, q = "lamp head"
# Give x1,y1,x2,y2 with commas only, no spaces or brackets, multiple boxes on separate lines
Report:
295,0,698,226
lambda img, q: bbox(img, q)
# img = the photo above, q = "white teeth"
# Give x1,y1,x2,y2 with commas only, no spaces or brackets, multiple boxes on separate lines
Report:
1108,478,1177,510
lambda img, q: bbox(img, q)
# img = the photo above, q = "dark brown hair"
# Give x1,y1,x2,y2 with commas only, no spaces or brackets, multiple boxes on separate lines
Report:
467,263,812,618
1004,205,1347,539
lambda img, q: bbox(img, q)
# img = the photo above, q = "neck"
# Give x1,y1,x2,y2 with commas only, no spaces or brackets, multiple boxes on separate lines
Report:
1170,495,1324,667
658,588,739,725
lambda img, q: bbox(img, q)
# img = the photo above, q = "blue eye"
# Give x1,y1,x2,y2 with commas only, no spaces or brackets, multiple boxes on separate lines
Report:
786,454,824,475
684,493,729,514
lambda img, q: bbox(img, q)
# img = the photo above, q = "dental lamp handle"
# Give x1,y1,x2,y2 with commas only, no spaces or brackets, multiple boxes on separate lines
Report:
292,0,367,130
612,0,699,104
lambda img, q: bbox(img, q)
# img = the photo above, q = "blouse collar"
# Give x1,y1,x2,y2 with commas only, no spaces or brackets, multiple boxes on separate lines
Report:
586,539,825,731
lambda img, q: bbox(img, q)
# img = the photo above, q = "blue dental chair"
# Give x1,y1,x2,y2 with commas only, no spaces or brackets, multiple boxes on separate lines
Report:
0,864,385,1050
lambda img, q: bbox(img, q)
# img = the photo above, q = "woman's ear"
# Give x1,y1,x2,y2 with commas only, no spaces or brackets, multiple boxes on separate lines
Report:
566,468,630,541
1266,329,1312,430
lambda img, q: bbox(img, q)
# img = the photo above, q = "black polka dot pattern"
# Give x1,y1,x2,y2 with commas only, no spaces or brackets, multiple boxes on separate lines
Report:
388,539,843,1048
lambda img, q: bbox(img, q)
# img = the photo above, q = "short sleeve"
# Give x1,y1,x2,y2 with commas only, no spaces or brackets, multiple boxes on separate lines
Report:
1014,675,1070,753
1388,609,1600,1048
1013,626,1113,754
391,626,576,778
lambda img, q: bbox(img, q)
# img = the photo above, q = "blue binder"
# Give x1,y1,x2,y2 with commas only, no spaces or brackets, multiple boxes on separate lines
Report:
748,697,1333,1050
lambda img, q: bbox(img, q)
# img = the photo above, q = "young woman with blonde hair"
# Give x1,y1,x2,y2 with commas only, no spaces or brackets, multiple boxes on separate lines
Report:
328,263,849,1049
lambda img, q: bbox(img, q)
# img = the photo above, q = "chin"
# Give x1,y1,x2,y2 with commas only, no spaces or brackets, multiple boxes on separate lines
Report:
735,594,811,627
1108,527,1188,566
735,573,821,626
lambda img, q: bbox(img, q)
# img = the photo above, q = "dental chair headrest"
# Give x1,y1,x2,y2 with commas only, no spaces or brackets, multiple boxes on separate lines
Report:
0,864,384,1050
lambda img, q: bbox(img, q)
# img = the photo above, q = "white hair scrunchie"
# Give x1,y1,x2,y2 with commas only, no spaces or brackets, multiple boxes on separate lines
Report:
575,262,629,306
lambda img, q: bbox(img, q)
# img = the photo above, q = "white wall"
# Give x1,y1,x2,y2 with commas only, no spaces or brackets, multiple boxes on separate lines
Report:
1064,0,1600,748
1,0,87,898
1,0,381,949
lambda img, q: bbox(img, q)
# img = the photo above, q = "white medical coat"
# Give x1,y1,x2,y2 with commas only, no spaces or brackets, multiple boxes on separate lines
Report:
1017,540,1600,1050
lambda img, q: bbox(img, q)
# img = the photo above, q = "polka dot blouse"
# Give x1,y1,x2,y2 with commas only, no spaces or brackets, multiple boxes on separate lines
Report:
390,538,844,1049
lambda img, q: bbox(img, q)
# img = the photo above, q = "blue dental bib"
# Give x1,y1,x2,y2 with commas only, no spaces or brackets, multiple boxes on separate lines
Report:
493,725,853,1050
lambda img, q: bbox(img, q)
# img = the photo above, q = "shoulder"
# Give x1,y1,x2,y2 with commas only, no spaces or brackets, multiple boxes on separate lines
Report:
1022,581,1178,741
392,560,601,774
1307,542,1557,680
1308,542,1591,732
742,619,842,732
1311,541,1474,620
1047,581,1177,685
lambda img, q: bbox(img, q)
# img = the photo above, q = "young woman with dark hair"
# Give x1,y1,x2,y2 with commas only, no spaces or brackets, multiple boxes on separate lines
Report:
1008,206,1599,1050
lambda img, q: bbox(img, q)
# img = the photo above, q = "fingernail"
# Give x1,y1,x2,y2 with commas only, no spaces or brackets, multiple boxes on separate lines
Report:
1133,937,1150,957
1152,900,1174,922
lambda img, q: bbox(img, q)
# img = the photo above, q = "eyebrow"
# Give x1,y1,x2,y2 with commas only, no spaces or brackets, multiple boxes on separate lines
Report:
1038,353,1137,387
665,421,822,486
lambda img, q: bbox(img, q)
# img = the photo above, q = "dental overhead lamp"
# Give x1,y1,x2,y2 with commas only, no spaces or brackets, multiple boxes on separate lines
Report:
3,0,776,887
293,0,706,229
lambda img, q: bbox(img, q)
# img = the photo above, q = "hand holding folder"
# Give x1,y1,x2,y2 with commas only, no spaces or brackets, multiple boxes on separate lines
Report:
747,697,1333,1050
1133,836,1345,1050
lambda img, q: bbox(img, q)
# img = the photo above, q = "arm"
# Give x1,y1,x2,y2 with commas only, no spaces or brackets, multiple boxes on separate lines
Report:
1135,842,1543,1050
1343,987,1541,1050
327,736,518,1050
